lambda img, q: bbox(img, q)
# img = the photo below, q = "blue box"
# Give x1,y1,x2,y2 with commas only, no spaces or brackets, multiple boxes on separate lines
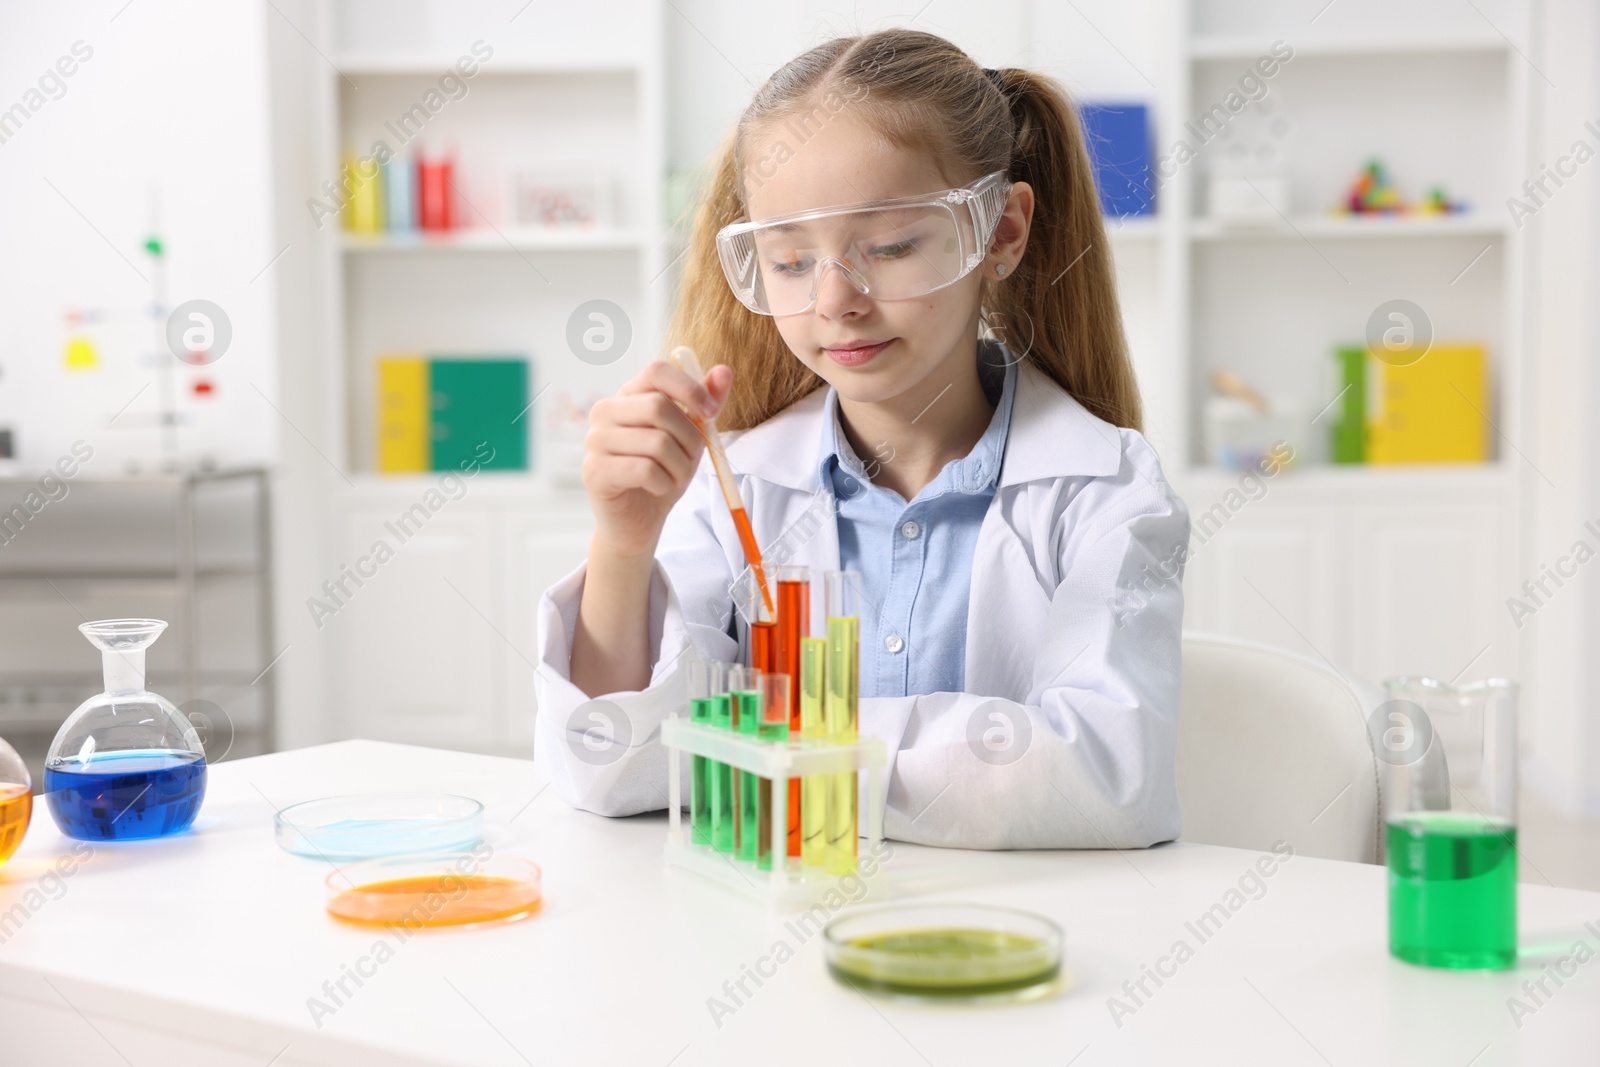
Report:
1079,102,1155,217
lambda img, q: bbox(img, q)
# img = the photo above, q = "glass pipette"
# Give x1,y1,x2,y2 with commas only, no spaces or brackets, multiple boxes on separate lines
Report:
665,345,775,618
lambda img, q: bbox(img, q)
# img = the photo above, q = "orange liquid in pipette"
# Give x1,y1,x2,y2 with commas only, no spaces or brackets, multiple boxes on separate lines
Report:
0,784,31,867
729,506,775,617
328,874,541,928
777,578,809,857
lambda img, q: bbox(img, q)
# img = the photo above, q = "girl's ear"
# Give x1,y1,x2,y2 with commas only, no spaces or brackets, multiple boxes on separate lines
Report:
990,180,1035,276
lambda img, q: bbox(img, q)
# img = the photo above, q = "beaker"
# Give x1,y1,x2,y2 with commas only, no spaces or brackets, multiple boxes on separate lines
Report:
0,734,31,866
45,620,207,841
1380,676,1517,970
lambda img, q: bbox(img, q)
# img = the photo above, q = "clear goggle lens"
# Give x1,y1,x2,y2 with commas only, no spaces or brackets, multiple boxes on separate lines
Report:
716,171,1011,317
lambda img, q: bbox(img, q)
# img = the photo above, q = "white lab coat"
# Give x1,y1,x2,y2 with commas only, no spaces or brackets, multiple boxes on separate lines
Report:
533,358,1191,849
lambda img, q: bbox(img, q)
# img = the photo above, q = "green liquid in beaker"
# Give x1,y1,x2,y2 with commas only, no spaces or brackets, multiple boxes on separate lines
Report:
1387,811,1516,970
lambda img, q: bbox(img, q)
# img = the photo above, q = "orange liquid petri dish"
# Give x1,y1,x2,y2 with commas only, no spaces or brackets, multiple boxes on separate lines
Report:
0,784,32,867
326,853,541,928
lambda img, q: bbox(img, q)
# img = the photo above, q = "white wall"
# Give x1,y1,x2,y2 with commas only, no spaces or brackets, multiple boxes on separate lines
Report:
1523,0,1600,816
0,0,280,472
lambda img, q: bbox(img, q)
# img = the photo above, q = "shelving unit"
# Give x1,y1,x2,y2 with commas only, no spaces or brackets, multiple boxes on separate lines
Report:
305,0,656,752
1138,0,1534,686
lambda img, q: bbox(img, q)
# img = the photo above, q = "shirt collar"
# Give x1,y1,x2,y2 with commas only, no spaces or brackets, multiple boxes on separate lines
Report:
724,340,1125,491
816,340,1016,498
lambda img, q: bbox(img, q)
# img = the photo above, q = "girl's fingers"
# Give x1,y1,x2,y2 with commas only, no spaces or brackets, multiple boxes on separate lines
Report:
619,359,719,419
588,454,678,498
594,393,706,459
588,425,697,488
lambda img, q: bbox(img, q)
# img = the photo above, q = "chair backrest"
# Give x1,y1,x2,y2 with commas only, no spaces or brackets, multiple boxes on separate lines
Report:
1176,631,1385,863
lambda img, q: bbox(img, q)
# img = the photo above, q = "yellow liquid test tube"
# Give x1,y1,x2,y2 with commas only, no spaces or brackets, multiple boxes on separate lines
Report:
799,636,827,869
824,571,860,876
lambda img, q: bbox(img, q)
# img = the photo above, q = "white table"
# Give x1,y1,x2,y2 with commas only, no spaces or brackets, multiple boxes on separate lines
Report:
1,740,1595,1066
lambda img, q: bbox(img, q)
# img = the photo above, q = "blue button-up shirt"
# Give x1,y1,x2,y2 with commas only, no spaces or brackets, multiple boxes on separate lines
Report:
819,347,1018,699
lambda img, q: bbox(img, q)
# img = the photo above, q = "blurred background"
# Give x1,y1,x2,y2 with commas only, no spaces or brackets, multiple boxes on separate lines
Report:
0,0,1597,881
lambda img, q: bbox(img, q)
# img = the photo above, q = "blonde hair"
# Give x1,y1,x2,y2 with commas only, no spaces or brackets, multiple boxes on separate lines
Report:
667,28,1141,433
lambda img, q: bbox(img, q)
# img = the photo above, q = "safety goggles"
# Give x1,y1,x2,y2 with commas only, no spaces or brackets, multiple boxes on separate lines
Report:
715,170,1013,316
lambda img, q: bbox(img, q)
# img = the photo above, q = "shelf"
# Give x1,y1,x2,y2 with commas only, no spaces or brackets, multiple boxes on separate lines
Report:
1189,214,1509,241
1189,34,1510,60
1105,215,1161,239
1176,462,1518,494
340,229,649,254
341,472,594,505
0,566,262,583
335,57,642,77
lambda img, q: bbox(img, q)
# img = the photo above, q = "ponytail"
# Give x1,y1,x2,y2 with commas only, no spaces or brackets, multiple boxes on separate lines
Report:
986,68,1141,431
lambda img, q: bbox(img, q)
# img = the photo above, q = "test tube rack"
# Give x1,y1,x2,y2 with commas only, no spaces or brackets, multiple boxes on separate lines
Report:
662,715,887,911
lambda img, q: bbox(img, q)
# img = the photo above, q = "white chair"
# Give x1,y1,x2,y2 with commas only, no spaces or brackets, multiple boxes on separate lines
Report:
1176,631,1388,863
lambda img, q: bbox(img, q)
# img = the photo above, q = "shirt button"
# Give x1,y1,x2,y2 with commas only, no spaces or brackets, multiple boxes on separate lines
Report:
900,520,920,539
884,634,904,653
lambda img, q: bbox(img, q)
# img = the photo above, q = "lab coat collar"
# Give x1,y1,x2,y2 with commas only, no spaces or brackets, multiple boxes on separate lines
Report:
724,344,1125,491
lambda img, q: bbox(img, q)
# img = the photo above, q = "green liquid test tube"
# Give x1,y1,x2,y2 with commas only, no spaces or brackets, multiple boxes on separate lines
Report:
799,636,828,869
688,662,714,847
758,672,791,873
824,571,860,877
709,664,735,854
732,667,762,864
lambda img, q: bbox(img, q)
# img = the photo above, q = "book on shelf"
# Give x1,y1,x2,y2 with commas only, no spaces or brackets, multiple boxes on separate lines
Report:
377,356,529,474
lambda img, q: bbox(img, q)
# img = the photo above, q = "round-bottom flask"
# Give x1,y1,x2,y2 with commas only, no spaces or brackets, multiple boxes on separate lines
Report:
45,620,206,841
0,734,31,866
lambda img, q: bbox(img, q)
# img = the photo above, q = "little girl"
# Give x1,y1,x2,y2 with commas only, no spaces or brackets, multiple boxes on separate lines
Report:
534,28,1190,849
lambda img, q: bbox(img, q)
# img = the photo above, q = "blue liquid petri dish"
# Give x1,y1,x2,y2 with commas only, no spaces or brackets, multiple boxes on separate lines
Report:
45,749,207,841
274,793,484,860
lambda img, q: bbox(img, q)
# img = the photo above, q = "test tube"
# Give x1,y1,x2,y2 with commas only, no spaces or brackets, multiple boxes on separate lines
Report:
709,662,735,854
688,662,714,847
799,635,828,869
741,578,777,674
731,667,763,863
776,566,810,859
824,571,860,876
758,672,791,872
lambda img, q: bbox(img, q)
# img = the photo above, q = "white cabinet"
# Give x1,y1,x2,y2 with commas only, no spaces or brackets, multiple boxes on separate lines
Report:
505,504,595,750
329,484,592,754
1178,470,1517,688
1184,503,1346,662
332,506,499,749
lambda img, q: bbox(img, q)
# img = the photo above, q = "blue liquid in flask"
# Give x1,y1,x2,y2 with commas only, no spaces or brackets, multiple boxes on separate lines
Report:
45,749,207,840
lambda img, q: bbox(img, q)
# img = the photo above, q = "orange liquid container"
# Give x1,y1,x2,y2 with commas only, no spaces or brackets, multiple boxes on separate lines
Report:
750,621,777,674
0,784,32,867
776,572,810,857
728,507,775,619
326,854,541,928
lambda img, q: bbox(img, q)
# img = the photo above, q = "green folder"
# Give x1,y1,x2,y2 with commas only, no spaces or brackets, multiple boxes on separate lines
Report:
429,357,528,471
1331,347,1366,464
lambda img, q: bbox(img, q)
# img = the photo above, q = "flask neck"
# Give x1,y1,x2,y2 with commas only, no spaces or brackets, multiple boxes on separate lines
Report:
102,649,146,696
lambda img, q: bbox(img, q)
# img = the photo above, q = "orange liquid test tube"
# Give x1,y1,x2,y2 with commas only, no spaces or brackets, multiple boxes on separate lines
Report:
775,567,810,858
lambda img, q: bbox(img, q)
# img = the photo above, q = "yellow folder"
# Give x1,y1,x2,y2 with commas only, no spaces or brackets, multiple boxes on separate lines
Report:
377,357,429,473
1367,344,1487,464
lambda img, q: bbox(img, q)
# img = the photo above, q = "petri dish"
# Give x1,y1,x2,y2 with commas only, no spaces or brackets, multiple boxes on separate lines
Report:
275,793,483,859
823,902,1064,1004
326,853,542,928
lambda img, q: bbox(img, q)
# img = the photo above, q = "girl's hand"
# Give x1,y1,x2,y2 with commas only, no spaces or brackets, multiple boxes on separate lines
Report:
582,359,733,559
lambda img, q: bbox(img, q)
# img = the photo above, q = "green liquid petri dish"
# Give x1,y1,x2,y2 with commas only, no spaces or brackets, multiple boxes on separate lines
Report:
1387,811,1517,970
823,903,1064,1004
